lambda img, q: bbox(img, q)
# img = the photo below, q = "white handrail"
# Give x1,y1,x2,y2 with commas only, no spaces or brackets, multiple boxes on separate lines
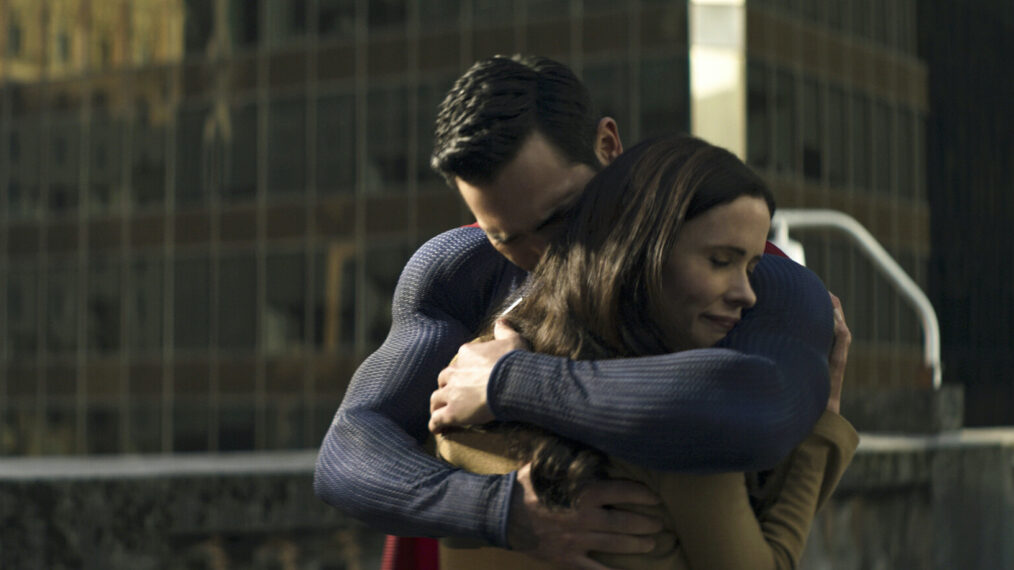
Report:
770,209,942,389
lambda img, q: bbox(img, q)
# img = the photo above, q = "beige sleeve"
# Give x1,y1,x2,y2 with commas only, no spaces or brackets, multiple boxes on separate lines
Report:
658,410,859,570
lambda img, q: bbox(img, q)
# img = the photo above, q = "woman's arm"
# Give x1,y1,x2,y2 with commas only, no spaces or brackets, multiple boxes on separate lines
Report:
488,255,834,472
659,411,859,570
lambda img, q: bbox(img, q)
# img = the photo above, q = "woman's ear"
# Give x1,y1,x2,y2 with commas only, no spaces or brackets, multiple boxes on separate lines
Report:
594,117,623,166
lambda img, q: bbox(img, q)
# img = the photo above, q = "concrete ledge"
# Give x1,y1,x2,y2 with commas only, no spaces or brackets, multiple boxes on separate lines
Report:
0,450,382,570
841,385,964,433
2,430,1013,569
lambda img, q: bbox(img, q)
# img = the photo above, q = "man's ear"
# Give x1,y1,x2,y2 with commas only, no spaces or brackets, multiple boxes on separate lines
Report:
594,117,623,166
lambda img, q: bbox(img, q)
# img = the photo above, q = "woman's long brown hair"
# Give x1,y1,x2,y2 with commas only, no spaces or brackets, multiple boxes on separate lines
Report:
500,133,775,507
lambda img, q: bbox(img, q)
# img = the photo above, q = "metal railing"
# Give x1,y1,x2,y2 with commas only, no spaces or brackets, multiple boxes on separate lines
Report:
770,209,942,389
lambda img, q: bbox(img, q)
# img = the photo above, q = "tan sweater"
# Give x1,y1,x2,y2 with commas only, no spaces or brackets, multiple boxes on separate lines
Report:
436,411,858,570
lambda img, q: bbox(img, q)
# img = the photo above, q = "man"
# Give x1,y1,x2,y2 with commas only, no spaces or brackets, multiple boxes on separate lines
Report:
315,55,847,568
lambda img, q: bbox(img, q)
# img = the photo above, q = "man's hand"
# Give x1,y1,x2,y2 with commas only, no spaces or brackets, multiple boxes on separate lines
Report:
508,463,662,569
429,320,529,433
827,293,851,414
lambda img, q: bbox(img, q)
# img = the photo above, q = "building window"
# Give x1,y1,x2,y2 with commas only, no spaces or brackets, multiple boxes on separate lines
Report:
773,68,796,174
176,104,210,206
268,97,307,196
746,61,771,171
852,92,872,191
365,87,409,192
184,0,214,55
801,78,822,182
7,15,22,56
897,109,915,199
368,0,406,30
313,245,356,348
132,99,167,207
267,0,307,45
229,0,261,48
316,93,356,193
583,61,632,140
265,252,307,352
7,266,39,356
217,253,257,350
872,100,893,195
317,0,355,38
87,258,122,353
128,256,164,352
224,102,259,201
639,56,690,138
46,264,80,353
826,86,848,187
174,256,211,350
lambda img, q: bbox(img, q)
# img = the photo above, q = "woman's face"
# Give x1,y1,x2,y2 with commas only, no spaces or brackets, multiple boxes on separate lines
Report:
656,195,771,351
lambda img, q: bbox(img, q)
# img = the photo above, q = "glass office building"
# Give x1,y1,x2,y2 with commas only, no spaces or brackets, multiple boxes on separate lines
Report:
0,0,928,456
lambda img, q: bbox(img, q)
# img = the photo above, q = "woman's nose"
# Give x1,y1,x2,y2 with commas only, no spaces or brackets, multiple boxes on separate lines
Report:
727,271,757,308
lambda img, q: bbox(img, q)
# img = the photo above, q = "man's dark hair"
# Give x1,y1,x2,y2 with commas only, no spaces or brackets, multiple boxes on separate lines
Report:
430,54,601,188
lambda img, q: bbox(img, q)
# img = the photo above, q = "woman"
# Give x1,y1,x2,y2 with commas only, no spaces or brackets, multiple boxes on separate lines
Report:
435,134,857,569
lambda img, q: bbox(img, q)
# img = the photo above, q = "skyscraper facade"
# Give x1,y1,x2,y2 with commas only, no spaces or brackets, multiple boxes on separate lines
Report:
0,0,930,456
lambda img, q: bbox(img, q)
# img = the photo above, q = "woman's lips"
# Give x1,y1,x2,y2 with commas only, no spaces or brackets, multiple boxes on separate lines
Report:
703,315,740,331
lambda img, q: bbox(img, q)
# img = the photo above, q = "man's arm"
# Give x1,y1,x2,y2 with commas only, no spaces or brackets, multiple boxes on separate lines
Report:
314,228,524,544
314,228,662,561
437,255,833,472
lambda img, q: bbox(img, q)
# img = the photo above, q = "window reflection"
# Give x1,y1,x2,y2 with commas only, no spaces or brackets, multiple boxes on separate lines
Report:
366,87,409,192
852,93,871,191
583,61,631,139
802,78,822,181
313,244,356,349
183,0,214,56
268,97,307,195
7,265,39,356
87,258,122,353
639,57,689,138
89,116,124,214
265,252,307,353
225,102,259,200
266,0,308,45
317,0,356,38
873,101,893,195
827,86,848,187
175,104,211,207
132,97,167,207
229,0,261,49
369,0,406,30
746,61,771,170
7,122,43,218
48,119,82,215
217,253,257,350
317,93,356,193
46,263,79,353
174,255,211,350
129,256,164,352
773,69,796,174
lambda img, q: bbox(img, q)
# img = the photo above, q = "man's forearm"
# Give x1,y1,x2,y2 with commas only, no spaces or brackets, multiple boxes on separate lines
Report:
314,406,514,544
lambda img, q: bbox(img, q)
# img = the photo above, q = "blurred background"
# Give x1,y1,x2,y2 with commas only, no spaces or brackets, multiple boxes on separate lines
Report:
0,0,1011,568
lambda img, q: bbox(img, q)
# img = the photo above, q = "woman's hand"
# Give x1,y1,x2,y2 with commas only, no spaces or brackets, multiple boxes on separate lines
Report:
827,293,851,414
429,320,530,432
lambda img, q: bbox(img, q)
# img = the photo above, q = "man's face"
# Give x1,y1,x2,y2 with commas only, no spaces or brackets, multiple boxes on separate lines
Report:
456,132,597,271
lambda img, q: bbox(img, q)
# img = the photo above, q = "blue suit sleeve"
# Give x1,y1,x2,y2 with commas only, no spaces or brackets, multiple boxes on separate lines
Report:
313,227,525,546
487,255,833,472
